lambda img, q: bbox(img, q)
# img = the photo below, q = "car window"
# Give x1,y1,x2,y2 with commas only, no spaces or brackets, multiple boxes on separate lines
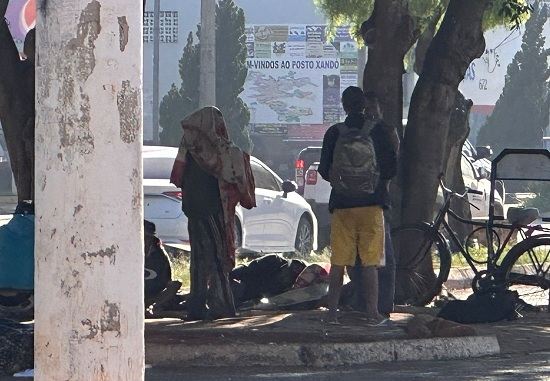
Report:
143,157,175,179
251,161,281,191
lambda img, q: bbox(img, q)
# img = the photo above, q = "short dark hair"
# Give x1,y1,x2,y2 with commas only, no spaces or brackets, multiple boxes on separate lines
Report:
342,86,365,113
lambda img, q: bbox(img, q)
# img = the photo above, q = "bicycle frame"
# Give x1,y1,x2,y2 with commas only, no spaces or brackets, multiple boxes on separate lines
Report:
431,181,550,289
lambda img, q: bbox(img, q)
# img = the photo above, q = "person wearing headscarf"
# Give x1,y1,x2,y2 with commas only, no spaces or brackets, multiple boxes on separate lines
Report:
170,106,256,320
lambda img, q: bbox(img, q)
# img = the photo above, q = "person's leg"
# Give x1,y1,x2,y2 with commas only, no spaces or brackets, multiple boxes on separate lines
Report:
206,213,236,319
357,206,387,325
362,265,384,322
326,209,356,323
326,264,345,322
186,219,209,320
378,219,396,316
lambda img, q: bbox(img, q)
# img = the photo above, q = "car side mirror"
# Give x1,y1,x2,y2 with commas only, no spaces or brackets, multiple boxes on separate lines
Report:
475,146,493,160
282,180,297,198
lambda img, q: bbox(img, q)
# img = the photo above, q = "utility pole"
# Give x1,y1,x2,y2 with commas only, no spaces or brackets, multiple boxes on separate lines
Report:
199,0,216,107
35,1,144,379
152,0,160,144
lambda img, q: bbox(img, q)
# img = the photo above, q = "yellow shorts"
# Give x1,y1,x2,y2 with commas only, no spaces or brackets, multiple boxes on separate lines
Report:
330,206,385,267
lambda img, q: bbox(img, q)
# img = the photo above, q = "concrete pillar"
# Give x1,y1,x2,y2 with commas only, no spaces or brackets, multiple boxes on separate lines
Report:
199,0,216,107
34,1,144,380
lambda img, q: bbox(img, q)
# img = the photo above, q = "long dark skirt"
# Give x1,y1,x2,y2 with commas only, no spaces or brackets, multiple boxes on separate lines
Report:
187,212,236,320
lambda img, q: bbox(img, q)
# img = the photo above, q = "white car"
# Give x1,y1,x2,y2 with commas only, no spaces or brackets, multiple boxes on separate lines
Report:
304,154,504,219
302,152,505,250
143,146,317,257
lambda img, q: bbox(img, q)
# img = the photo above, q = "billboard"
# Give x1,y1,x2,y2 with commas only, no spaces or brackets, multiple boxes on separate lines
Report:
243,25,358,140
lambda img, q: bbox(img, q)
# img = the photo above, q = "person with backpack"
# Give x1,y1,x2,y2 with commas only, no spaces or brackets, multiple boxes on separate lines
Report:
339,91,400,319
318,86,397,326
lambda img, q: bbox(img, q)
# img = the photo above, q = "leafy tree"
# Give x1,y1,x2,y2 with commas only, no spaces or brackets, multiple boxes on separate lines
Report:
159,33,200,146
477,2,550,157
525,182,550,213
314,0,532,305
159,0,252,152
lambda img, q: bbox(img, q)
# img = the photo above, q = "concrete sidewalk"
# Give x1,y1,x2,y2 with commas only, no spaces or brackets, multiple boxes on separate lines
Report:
143,305,550,369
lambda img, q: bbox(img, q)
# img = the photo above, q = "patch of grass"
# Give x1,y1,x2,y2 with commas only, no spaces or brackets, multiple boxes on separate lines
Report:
171,255,190,288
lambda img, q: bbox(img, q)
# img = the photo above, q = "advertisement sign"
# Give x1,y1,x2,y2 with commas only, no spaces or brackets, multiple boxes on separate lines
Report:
243,24,358,140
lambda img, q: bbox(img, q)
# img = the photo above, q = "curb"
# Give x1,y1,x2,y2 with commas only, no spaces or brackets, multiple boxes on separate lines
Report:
146,335,500,367
445,268,476,290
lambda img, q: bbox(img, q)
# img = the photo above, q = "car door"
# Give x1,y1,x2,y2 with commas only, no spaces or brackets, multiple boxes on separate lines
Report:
245,160,293,250
461,154,487,218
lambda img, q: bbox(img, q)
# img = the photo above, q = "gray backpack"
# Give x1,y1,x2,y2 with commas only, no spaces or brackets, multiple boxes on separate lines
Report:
329,120,379,195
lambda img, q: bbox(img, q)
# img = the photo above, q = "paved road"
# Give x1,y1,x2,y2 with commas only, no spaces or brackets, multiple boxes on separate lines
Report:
143,352,550,381
143,351,550,380
4,352,550,381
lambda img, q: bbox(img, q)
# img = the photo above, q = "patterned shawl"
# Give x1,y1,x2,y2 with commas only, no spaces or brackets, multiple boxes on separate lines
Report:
170,106,256,269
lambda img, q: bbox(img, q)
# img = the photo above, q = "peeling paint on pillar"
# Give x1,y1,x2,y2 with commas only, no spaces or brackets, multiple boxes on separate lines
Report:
117,80,140,143
55,1,102,156
101,301,121,335
118,16,129,52
81,244,118,265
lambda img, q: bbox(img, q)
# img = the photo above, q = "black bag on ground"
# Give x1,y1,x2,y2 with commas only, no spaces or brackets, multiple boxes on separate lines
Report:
437,290,519,324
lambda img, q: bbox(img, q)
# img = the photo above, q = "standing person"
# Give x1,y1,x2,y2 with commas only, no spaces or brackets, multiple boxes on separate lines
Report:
318,86,397,326
344,91,400,318
170,106,256,320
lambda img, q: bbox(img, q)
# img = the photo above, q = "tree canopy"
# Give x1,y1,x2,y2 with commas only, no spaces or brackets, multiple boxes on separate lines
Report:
477,2,550,157
159,0,252,152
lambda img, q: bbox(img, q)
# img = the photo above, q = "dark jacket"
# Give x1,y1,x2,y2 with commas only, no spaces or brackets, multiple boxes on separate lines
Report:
318,112,398,213
181,152,223,219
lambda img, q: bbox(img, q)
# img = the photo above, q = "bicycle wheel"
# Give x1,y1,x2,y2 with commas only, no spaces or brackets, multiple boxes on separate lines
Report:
499,236,550,310
392,223,452,306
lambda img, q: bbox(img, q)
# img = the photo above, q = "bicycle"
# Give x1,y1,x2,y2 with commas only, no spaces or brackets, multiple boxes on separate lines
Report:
392,175,550,308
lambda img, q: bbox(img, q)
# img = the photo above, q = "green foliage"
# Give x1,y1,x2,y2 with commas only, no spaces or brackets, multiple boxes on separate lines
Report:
525,182,550,213
497,0,534,30
159,0,252,152
477,3,549,157
159,32,200,146
313,0,533,43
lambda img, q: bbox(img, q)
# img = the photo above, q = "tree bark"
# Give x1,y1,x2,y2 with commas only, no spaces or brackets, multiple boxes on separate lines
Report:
445,93,473,246
0,1,35,203
362,0,419,138
396,0,487,301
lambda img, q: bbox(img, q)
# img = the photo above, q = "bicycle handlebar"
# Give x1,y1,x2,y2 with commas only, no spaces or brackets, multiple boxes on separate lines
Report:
438,173,481,198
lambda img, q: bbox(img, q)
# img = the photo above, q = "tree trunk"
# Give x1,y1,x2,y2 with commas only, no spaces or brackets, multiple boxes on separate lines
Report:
396,0,487,302
445,92,473,247
361,0,419,234
0,1,35,203
362,0,419,138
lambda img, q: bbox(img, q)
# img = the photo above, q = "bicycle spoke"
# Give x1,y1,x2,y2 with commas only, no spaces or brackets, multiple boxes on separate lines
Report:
501,237,550,310
393,225,451,306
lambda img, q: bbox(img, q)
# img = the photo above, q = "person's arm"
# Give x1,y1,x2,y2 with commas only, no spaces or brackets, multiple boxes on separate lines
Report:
318,126,339,181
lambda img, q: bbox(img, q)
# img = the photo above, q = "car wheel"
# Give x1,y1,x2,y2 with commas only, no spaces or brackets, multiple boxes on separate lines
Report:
234,217,242,249
294,216,313,258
